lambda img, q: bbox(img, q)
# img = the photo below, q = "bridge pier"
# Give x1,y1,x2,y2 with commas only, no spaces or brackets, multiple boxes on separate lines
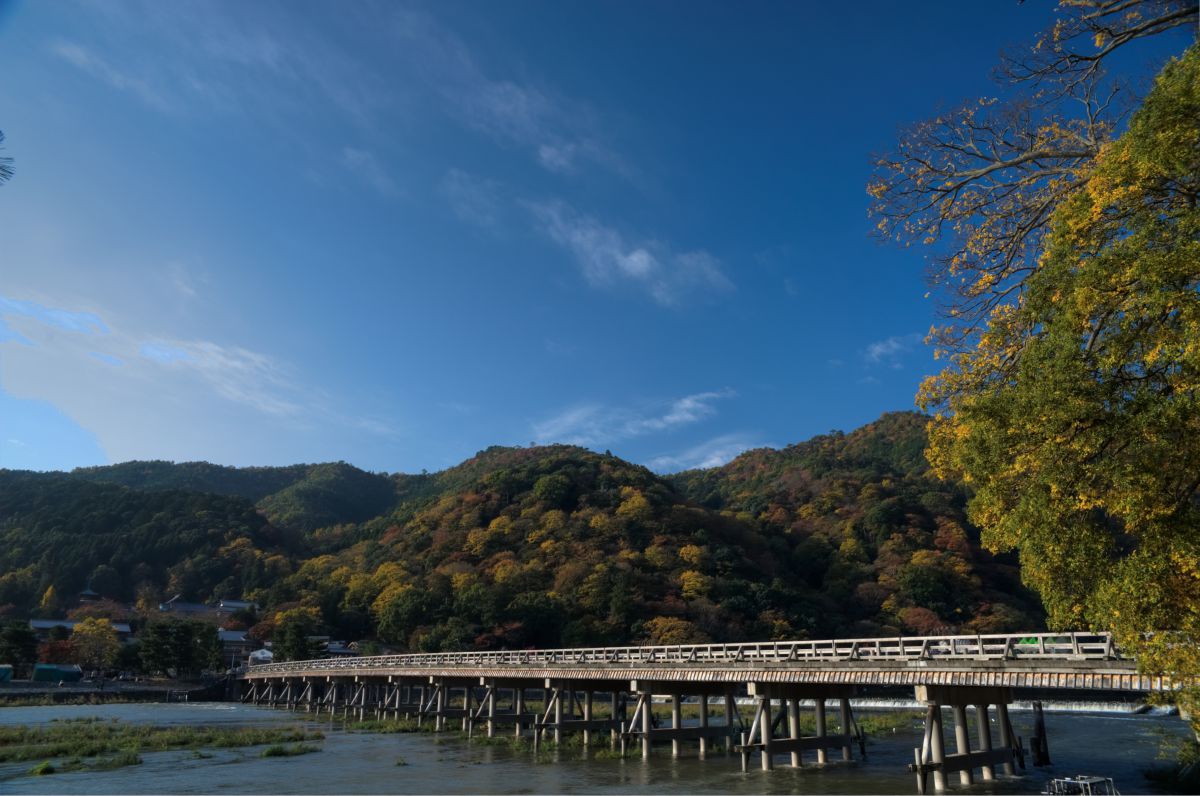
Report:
910,685,1022,794
737,683,859,771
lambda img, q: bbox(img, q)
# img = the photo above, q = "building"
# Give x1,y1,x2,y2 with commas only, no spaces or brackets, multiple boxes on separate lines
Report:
247,648,274,666
217,628,262,670
157,595,215,617
217,599,258,615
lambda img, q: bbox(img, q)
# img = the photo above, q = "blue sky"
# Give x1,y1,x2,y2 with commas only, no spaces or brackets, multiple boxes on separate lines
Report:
0,1,1187,474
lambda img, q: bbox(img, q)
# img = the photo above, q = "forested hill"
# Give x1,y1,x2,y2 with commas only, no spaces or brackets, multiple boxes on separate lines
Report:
0,411,1044,650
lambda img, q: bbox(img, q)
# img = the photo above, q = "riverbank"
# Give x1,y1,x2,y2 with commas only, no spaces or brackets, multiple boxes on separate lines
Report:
0,679,229,707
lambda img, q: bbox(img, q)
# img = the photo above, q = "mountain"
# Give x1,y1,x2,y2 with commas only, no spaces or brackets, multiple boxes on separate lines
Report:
0,411,1044,650
670,412,1038,637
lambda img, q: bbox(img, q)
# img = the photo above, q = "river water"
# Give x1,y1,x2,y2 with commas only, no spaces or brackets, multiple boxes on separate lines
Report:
0,701,1191,794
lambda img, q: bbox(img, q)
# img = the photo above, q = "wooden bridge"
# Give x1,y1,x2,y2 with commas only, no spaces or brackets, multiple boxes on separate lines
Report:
241,631,1165,793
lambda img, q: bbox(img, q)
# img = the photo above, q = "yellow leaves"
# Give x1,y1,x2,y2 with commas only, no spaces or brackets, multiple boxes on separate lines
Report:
679,570,711,600
678,543,707,568
616,492,652,523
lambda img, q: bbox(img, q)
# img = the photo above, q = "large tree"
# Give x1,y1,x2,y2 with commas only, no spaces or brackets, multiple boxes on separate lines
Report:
869,0,1196,356
924,46,1200,727
71,617,121,671
0,130,11,185
871,0,1198,732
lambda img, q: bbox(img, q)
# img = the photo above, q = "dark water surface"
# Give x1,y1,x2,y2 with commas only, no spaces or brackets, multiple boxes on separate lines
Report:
0,702,1191,794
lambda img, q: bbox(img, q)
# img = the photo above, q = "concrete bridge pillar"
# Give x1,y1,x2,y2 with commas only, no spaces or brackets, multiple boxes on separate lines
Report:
671,695,682,757
553,686,563,745
698,694,709,759
952,705,972,786
912,685,1018,793
996,702,1015,776
486,684,496,738
641,691,652,760
582,690,593,747
610,691,620,748
434,680,446,732
760,693,774,770
815,699,827,764
930,705,947,793
514,687,525,738
787,699,801,767
840,697,853,761
724,686,735,757
975,704,995,781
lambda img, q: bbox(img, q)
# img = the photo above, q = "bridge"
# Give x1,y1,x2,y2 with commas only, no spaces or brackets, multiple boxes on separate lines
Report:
242,631,1166,793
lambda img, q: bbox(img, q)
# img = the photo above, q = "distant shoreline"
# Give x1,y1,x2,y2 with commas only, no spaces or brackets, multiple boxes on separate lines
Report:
0,679,220,706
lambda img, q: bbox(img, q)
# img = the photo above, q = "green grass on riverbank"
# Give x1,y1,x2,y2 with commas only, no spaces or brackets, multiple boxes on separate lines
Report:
0,693,175,708
0,717,324,776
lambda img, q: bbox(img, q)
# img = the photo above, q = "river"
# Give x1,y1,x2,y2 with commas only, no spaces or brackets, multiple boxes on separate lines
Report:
0,701,1191,794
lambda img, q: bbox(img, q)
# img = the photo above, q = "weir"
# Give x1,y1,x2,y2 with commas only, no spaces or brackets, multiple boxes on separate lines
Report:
241,631,1172,793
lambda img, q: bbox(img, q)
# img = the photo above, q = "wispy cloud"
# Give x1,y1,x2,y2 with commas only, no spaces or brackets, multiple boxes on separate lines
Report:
864,332,923,368
533,390,735,447
48,4,389,131
439,169,502,228
0,294,397,462
342,147,398,196
0,297,108,335
529,200,732,306
389,10,626,178
646,433,768,473
50,40,173,111
165,262,200,299
89,352,124,367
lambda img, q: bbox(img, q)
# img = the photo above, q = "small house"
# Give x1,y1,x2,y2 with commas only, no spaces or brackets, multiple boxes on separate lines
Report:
217,629,262,669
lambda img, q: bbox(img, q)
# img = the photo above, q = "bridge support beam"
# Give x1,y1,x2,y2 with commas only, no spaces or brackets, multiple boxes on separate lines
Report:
911,685,1022,794
737,683,859,771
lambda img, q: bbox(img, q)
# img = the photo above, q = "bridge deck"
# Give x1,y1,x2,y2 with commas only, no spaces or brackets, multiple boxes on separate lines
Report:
242,631,1165,692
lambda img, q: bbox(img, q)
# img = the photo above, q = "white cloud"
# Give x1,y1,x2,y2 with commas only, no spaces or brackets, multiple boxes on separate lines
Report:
864,332,923,368
438,169,501,228
50,40,173,111
533,390,735,447
48,4,389,132
529,200,732,306
0,295,397,464
646,434,768,473
342,147,397,196
389,10,626,178
165,262,200,299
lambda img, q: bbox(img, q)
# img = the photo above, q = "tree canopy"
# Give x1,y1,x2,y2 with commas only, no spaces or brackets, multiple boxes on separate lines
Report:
922,45,1200,724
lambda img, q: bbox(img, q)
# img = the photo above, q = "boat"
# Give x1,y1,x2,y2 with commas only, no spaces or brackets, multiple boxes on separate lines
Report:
1043,774,1120,795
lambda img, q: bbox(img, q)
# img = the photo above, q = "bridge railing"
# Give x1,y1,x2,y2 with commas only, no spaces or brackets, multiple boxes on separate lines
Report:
246,631,1118,676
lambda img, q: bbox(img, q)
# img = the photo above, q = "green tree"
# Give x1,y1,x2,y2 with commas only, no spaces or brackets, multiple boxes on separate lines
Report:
272,607,322,662
139,619,219,678
274,622,318,662
922,47,1200,730
0,621,38,677
71,617,120,670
